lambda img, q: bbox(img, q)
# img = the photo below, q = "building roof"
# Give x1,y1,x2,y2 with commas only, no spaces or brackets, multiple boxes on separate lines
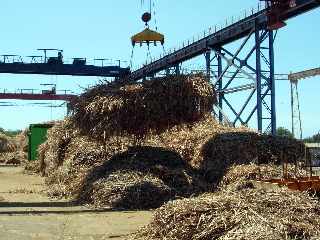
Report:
306,143,320,148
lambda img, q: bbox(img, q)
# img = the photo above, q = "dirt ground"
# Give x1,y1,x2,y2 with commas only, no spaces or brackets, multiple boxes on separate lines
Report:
0,165,152,240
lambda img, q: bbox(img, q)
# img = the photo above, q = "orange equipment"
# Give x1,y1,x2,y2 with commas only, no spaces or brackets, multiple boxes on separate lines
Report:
259,147,320,192
131,1,164,47
131,28,164,47
263,176,320,192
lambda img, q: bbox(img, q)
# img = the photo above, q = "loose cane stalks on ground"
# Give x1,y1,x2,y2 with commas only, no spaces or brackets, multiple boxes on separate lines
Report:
133,187,320,240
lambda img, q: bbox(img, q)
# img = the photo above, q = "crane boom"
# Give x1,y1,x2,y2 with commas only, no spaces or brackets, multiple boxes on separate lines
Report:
288,67,320,81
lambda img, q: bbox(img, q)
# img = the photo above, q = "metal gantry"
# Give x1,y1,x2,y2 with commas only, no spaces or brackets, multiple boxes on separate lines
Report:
0,49,130,78
206,26,276,134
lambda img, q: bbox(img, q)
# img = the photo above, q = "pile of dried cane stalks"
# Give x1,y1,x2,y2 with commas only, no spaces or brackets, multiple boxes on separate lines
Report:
40,120,208,209
133,186,320,240
0,133,16,153
0,133,24,165
70,74,216,138
131,164,319,239
35,74,307,212
34,74,320,238
38,114,305,210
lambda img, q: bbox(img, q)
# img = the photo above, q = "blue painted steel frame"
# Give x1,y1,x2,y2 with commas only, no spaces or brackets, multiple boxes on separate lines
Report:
207,25,276,134
129,0,319,135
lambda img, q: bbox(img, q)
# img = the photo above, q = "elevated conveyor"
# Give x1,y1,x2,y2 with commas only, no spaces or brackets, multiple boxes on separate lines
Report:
129,0,320,81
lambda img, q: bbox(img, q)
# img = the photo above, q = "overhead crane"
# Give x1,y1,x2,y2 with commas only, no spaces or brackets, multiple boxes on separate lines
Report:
128,0,320,135
0,92,75,101
0,86,76,101
0,49,130,78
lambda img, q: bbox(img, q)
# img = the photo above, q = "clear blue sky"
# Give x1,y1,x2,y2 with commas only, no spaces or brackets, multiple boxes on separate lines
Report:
0,0,319,137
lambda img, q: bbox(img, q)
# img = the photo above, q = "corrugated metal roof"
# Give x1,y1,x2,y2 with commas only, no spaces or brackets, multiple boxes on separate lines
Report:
306,143,320,148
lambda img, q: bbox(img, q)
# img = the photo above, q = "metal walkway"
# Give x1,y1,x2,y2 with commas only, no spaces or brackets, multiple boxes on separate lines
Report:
0,63,130,78
0,92,76,101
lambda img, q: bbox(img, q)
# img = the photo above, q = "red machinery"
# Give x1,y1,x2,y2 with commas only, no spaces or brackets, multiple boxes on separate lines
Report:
259,149,320,193
261,0,297,30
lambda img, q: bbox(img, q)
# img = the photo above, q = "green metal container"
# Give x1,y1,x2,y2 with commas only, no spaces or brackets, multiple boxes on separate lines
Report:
28,124,53,161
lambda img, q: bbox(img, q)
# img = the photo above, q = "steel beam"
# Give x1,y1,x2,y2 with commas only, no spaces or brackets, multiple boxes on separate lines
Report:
255,23,263,132
0,93,76,101
269,30,277,135
205,51,211,79
175,64,180,75
0,63,130,77
217,48,223,123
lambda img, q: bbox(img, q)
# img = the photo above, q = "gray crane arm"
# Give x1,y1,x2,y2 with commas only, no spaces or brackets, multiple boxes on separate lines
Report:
288,67,320,81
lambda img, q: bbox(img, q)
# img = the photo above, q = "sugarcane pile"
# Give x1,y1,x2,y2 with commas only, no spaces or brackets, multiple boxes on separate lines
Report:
199,131,305,184
15,130,29,153
132,163,319,239
0,133,16,153
40,121,208,209
70,74,216,138
0,133,20,165
37,74,306,210
38,118,76,176
0,152,25,165
39,116,305,209
75,146,208,209
133,187,320,240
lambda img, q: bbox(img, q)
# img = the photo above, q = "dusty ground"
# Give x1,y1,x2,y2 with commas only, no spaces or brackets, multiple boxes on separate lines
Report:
0,165,152,240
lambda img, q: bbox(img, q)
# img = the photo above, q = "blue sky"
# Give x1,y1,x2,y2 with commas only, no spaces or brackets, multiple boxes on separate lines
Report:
0,0,319,137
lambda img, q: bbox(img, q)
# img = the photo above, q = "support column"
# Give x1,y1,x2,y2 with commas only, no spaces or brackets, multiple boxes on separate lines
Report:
205,51,211,81
269,30,276,135
217,48,223,123
166,68,170,76
255,25,263,132
291,80,295,136
175,64,180,75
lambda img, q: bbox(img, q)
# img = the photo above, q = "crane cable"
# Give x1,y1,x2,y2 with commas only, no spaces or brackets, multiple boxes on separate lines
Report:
153,0,158,31
154,1,167,56
129,48,134,69
130,0,166,69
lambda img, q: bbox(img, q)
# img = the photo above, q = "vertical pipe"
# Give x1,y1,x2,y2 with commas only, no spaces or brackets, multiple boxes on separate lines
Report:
175,64,180,75
217,48,223,123
269,30,276,136
166,68,170,76
44,50,47,64
295,82,303,139
290,80,295,138
255,25,262,132
205,51,211,81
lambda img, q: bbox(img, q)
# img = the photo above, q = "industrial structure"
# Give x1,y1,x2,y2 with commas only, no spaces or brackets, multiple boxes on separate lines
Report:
0,49,126,107
0,0,319,136
0,49,130,77
128,0,320,135
288,67,320,139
